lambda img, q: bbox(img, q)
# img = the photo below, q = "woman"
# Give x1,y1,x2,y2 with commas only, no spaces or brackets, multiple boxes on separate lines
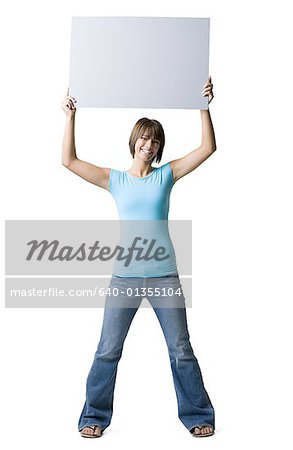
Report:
61,77,216,438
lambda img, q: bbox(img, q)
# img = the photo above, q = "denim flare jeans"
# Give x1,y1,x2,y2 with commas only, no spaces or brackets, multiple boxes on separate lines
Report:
78,275,215,433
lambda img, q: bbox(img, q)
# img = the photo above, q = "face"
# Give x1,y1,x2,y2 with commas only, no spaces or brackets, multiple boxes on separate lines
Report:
134,130,160,162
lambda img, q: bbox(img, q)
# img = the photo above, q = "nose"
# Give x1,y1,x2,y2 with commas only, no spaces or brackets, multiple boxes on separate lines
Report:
144,139,152,149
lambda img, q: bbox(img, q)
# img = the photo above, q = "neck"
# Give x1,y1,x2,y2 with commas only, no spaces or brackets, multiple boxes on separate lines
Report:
128,159,154,177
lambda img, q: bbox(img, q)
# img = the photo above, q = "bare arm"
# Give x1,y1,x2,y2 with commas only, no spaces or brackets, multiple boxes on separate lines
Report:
169,77,217,183
61,90,110,191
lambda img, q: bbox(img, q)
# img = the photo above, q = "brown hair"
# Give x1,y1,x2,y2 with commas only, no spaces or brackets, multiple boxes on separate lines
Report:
129,118,165,163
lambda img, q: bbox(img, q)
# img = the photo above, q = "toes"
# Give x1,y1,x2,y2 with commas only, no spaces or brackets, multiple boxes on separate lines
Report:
80,425,102,437
81,427,93,435
201,426,213,435
192,425,213,436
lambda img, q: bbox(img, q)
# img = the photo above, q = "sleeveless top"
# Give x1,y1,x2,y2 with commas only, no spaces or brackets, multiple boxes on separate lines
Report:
109,162,178,277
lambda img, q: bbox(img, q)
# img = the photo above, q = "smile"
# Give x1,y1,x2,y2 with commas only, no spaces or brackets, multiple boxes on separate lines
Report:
141,149,152,155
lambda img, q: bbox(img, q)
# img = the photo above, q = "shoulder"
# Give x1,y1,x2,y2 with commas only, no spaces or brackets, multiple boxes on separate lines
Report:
109,168,125,193
159,162,175,184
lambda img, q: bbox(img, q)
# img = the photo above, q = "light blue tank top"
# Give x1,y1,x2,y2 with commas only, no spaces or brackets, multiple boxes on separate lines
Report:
109,162,178,277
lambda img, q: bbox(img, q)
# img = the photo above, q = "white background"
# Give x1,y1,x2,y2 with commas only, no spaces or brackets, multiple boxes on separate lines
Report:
1,1,293,449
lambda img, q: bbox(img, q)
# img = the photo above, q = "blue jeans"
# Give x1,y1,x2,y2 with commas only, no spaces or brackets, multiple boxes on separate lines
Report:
78,275,215,433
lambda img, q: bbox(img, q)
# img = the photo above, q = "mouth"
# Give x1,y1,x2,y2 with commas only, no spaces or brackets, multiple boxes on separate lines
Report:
140,149,152,156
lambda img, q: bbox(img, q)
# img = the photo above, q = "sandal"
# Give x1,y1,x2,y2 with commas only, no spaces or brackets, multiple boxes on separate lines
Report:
80,425,103,438
191,424,214,437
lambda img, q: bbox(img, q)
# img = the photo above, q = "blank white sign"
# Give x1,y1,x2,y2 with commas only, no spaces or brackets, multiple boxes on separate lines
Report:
69,17,210,109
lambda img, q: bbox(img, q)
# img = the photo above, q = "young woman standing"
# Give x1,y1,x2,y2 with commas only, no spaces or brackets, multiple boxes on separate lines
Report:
61,77,216,438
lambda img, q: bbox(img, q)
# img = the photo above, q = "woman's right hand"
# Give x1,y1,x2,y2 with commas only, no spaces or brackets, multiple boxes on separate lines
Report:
61,88,77,116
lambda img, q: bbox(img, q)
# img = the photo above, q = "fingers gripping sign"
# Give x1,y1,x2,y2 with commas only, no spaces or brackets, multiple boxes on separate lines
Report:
202,75,214,104
61,88,77,115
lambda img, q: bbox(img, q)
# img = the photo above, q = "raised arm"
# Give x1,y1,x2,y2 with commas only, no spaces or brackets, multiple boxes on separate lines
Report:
169,77,217,183
61,89,110,191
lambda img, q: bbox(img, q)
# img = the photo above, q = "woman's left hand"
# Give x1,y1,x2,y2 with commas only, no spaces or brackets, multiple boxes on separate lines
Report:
202,76,214,104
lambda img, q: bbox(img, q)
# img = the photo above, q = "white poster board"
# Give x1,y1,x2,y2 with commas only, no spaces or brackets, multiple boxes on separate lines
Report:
69,17,210,109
